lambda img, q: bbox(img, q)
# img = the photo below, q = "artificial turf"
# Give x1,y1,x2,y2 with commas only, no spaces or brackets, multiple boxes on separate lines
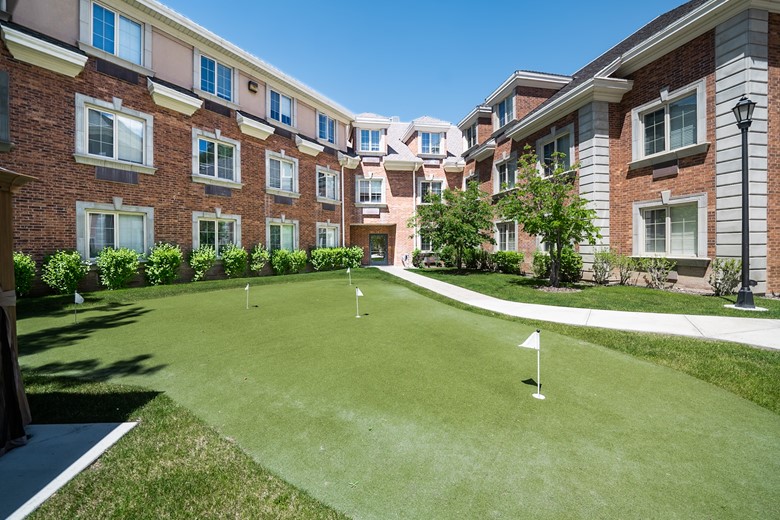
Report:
17,271,780,519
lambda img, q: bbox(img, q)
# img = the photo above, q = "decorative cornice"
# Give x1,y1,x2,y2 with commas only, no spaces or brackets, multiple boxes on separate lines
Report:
0,166,36,194
338,152,360,169
465,139,496,163
443,158,466,173
383,159,423,172
295,135,324,157
353,115,392,130
457,105,492,130
236,112,274,140
401,120,451,143
148,78,202,116
484,70,571,107
1,25,87,77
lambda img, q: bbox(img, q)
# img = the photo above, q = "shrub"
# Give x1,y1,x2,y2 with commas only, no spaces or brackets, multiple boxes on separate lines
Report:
96,247,140,290
640,257,677,290
708,258,742,296
560,247,583,283
341,246,364,269
310,248,338,271
439,245,457,268
613,253,637,285
145,242,183,286
493,251,524,274
270,249,307,275
592,249,614,285
221,244,248,278
411,249,423,268
189,246,217,282
41,250,89,294
250,244,271,275
532,251,551,279
13,252,36,296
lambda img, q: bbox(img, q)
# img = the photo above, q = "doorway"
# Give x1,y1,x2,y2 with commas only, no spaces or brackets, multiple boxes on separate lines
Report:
369,234,388,265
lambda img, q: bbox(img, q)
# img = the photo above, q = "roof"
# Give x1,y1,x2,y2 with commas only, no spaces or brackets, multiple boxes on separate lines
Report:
384,117,463,163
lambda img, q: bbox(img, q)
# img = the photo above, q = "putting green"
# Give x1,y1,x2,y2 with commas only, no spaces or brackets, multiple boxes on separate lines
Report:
17,274,780,519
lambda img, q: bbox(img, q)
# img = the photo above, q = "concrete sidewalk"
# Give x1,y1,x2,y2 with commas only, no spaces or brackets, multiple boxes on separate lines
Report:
377,266,780,350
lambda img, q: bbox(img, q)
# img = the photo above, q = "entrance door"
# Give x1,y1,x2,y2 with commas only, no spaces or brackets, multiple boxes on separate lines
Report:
369,234,388,265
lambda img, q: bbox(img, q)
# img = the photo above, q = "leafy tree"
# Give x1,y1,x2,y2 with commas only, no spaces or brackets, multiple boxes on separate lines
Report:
408,181,495,269
498,145,601,287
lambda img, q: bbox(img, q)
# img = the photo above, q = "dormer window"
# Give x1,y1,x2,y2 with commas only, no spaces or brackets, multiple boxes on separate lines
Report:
420,132,441,155
92,3,142,65
465,123,477,149
359,129,381,152
496,95,514,128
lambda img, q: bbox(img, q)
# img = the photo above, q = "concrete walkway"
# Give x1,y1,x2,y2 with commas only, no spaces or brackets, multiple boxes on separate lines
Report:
376,266,780,350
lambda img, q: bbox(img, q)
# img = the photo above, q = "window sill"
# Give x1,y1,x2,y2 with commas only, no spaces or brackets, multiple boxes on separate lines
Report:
74,154,156,175
358,150,385,157
418,153,446,159
267,118,298,134
317,138,336,148
191,174,242,189
192,88,239,110
631,255,710,267
629,142,710,171
355,202,387,208
267,187,300,199
78,42,154,76
317,197,341,205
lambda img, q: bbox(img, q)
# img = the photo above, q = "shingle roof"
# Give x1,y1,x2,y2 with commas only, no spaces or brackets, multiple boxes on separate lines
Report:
383,116,463,161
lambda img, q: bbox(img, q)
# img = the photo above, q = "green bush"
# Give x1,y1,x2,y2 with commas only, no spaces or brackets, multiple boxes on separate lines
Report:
250,244,271,275
532,251,551,279
41,250,89,294
639,257,676,289
492,251,524,274
96,247,140,290
13,252,36,296
613,252,637,285
592,249,614,285
439,245,457,268
221,244,248,278
189,246,217,282
560,247,583,283
270,249,307,275
708,258,742,296
145,242,183,286
310,247,363,271
411,249,423,268
340,246,364,269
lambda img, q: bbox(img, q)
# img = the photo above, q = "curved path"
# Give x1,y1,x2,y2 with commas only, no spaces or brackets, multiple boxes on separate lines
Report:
376,266,780,350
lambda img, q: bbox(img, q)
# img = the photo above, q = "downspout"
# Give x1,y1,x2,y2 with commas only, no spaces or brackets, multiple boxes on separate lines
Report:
340,163,345,247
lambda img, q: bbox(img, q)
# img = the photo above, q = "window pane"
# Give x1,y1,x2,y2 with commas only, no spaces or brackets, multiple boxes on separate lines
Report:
360,130,369,151
199,139,215,177
88,109,114,158
89,213,115,257
199,220,216,250
430,133,441,154
670,94,697,150
92,4,115,54
328,119,335,143
281,94,292,125
543,141,555,175
421,132,430,154
118,16,141,64
670,205,697,256
270,91,280,121
270,225,280,251
118,214,144,253
370,179,382,202
217,144,233,180
370,130,380,151
216,63,232,101
117,115,143,163
200,56,215,94
281,161,294,192
644,108,665,156
318,114,327,140
359,180,369,202
217,220,235,255
644,208,666,253
269,159,281,189
556,133,571,169
281,224,294,250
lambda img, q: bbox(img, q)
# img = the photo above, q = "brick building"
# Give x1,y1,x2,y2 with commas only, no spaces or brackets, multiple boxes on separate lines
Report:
0,0,778,293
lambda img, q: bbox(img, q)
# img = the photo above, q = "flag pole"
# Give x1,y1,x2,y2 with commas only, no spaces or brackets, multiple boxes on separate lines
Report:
533,329,545,400
245,283,249,310
348,267,352,285
355,287,360,318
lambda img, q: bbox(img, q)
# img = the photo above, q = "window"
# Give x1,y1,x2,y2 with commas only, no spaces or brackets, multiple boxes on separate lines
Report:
87,107,144,164
317,167,339,201
92,3,142,65
200,55,232,101
317,224,340,248
270,90,293,126
465,123,477,149
269,222,296,251
497,161,516,190
496,222,516,251
420,232,433,252
198,219,236,255
267,152,298,193
541,133,571,176
421,132,441,155
87,211,145,258
359,129,381,152
420,180,442,203
198,138,235,181
358,178,383,203
642,204,697,256
318,113,336,144
497,96,513,128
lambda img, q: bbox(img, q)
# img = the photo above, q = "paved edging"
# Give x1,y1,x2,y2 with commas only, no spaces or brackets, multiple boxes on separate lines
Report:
376,266,780,350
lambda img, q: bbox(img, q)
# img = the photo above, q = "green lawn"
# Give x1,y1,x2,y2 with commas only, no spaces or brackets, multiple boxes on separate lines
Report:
17,271,780,519
414,268,780,318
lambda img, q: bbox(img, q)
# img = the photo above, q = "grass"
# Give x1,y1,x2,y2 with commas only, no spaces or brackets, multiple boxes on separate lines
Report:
413,268,780,318
16,270,780,519
24,372,346,519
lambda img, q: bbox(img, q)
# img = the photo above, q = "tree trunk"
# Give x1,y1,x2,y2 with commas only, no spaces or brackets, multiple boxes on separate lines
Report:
550,239,563,287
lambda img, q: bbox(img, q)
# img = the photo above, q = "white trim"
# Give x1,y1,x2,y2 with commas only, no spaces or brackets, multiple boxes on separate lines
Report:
76,200,154,259
632,192,708,258
266,217,299,251
493,152,517,193
315,221,341,248
536,123,575,176
357,128,385,154
192,211,242,250
1,25,88,77
384,159,423,171
78,42,154,76
316,165,340,202
267,88,296,128
195,49,234,102
484,70,571,107
236,112,274,140
467,139,496,162
356,176,385,205
417,178,444,205
495,221,518,252
265,150,299,195
494,93,515,130
191,128,241,186
353,114,392,130
295,135,324,157
317,111,337,146
87,1,146,67
401,119,450,143
147,78,202,116
457,105,492,130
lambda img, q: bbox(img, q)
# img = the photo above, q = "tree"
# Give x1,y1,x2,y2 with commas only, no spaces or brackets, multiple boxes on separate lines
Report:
408,181,495,269
497,145,601,287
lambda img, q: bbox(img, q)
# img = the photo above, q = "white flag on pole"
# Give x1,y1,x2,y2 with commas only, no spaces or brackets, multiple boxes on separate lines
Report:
74,292,84,304
355,287,363,297
518,330,539,350
245,283,250,291
347,267,351,274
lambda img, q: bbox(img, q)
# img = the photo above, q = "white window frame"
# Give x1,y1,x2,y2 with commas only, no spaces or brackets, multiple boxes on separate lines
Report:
268,89,295,127
358,129,382,153
419,231,433,252
356,177,385,205
90,2,143,65
316,166,340,203
418,179,443,204
493,154,517,193
74,93,155,174
465,123,478,149
192,211,242,254
420,132,442,155
316,222,340,248
266,150,299,196
317,112,336,145
495,221,517,252
266,217,299,251
76,200,154,260
495,95,514,129
191,129,241,188
631,79,707,162
632,193,707,258
198,53,233,102
536,123,575,177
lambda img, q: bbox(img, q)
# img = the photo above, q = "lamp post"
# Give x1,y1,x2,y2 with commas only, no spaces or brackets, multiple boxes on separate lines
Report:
731,96,757,309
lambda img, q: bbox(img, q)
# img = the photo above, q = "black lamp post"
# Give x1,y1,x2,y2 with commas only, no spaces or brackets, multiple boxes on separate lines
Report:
731,96,757,309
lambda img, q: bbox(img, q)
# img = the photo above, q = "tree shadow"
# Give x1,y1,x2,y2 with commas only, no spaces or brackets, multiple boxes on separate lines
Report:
17,305,151,356
31,354,166,382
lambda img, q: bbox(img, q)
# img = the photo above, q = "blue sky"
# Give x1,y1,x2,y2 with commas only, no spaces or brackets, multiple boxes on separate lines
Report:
161,0,686,124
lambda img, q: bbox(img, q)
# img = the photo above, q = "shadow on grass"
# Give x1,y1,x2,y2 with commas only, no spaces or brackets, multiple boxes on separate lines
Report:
31,354,167,382
17,305,151,356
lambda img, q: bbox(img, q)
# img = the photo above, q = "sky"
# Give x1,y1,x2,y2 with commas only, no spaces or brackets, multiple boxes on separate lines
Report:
160,0,687,124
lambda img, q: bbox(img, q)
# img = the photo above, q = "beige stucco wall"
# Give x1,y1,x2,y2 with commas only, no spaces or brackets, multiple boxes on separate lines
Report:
237,71,265,118
297,100,316,137
12,0,79,46
151,28,192,88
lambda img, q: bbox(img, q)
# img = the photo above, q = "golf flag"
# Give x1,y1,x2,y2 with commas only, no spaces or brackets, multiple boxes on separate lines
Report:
518,330,539,350
347,267,351,274
244,283,249,309
356,287,363,297
244,283,249,291
347,266,352,285
355,287,363,318
74,292,84,304
73,291,84,323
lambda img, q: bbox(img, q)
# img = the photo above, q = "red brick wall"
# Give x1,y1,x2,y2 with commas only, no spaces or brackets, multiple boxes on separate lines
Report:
767,13,780,294
515,86,559,121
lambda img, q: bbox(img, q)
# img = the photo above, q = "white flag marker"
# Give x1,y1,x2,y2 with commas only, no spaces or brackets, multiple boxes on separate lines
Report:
244,283,250,310
518,329,544,400
74,291,84,323
355,287,363,318
347,267,352,285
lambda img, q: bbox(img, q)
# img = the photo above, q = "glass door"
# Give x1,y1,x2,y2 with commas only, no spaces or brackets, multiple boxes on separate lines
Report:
369,234,388,265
